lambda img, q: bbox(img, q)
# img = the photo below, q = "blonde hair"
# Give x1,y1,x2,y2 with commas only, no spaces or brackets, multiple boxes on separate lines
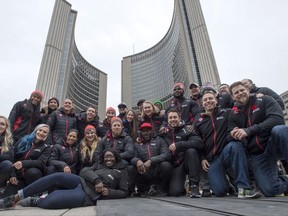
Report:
141,100,159,117
0,116,13,153
80,133,99,163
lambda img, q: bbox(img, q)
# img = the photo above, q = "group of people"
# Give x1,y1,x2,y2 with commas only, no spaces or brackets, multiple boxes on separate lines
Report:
0,78,287,210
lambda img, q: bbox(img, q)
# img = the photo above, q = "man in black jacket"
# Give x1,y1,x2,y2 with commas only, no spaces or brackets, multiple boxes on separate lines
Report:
161,83,200,132
8,90,43,142
127,123,172,196
194,90,253,198
76,105,106,140
242,78,284,110
162,108,203,197
228,81,288,197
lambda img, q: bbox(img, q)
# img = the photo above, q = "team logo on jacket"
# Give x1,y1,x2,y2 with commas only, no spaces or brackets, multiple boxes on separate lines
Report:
198,118,203,122
216,116,224,121
182,104,187,107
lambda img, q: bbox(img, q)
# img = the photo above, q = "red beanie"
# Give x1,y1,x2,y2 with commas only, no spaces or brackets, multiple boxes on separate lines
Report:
106,107,116,114
111,116,122,125
173,83,185,90
31,90,44,100
84,125,96,133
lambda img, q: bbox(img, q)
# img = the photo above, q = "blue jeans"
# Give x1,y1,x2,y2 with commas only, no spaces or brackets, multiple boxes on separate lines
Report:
250,125,288,197
19,173,86,209
208,141,250,196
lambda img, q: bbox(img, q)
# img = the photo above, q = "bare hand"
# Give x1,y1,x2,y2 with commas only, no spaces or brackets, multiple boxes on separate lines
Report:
63,166,71,173
201,159,210,172
169,143,176,152
9,177,18,185
95,182,104,193
143,160,152,171
231,127,247,140
101,187,109,196
136,160,146,174
13,161,23,170
186,125,194,132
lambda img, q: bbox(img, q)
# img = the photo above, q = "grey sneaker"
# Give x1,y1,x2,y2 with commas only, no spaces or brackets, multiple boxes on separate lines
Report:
0,195,15,209
18,197,38,207
238,188,261,199
190,185,201,198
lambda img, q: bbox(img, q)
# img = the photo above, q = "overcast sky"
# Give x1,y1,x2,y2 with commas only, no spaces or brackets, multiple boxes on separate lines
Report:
1,0,287,117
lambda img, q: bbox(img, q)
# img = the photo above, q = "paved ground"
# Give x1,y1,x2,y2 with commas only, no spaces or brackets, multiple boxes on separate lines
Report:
1,196,287,216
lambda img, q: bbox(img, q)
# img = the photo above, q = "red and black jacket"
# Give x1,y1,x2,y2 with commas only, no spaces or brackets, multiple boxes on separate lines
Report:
8,99,41,142
227,94,285,155
194,107,231,162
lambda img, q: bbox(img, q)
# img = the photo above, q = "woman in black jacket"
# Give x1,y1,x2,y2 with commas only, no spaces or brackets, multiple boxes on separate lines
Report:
1,124,51,198
46,129,79,175
0,149,129,209
0,116,14,188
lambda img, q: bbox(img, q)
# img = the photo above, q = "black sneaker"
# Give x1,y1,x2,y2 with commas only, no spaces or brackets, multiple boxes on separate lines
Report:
190,185,201,198
0,195,15,209
201,189,212,197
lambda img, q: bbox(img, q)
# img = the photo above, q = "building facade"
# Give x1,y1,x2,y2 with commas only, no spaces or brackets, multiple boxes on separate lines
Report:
280,90,288,125
122,0,220,109
36,0,107,118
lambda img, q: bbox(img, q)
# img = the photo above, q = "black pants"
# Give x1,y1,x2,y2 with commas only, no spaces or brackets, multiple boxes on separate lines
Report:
169,148,201,196
127,161,172,193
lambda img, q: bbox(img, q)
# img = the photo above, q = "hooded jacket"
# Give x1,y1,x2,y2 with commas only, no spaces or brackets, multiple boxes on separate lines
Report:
227,94,285,155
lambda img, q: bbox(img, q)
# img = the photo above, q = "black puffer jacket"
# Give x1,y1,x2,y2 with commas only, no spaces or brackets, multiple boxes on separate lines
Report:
194,107,231,162
162,121,203,166
47,139,79,173
80,162,129,206
96,131,134,162
47,108,77,145
130,136,171,166
8,99,41,142
227,94,285,155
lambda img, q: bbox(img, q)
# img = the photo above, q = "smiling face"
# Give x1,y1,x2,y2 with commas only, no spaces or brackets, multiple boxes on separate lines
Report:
106,111,116,121
35,126,49,142
190,86,200,98
31,94,42,106
0,117,7,135
143,102,153,117
104,151,116,167
85,129,96,142
86,107,96,121
126,111,134,122
48,99,58,110
66,131,78,145
231,84,250,105
173,86,184,97
202,93,217,113
167,111,181,128
140,127,153,142
63,99,73,113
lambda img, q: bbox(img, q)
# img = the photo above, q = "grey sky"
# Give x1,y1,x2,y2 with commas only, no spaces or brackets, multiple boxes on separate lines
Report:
1,0,287,117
